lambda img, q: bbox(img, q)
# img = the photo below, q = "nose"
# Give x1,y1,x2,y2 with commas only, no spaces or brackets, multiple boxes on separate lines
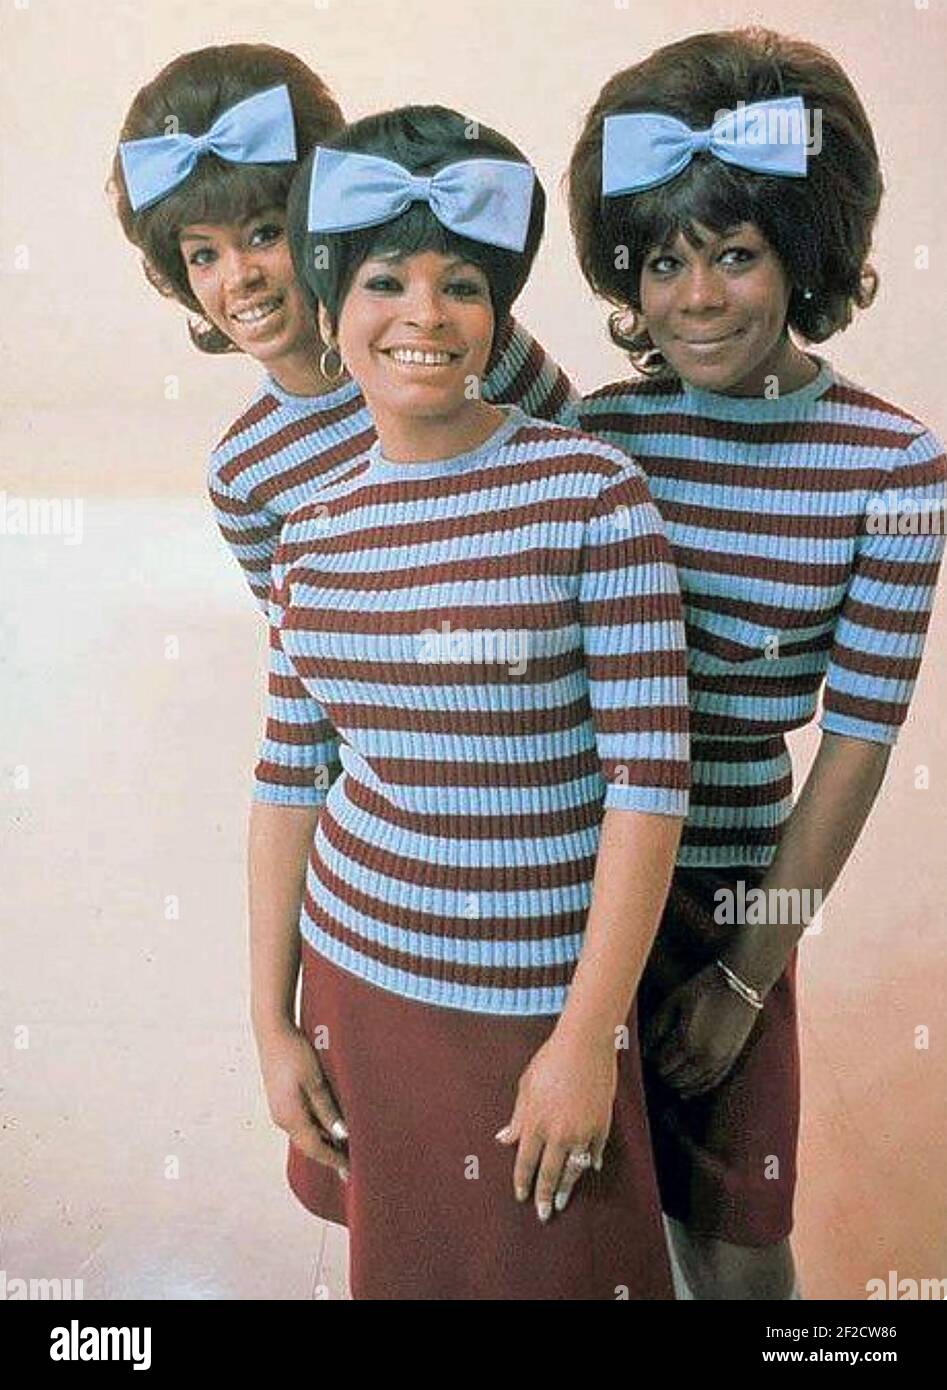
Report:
220,246,265,294
679,261,727,313
403,283,446,330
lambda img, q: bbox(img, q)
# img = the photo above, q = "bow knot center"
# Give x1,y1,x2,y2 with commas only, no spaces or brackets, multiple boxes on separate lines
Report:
406,173,433,200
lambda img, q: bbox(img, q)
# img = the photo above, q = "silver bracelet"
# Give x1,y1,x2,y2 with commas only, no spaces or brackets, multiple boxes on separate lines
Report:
715,958,764,1011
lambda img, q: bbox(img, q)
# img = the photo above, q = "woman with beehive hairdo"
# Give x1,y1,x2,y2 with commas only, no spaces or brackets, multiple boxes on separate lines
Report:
567,26,946,1300
109,47,577,612
253,100,692,1298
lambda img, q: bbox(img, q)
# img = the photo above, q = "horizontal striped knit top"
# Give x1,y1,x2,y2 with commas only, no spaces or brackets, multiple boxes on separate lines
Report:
209,315,576,609
254,405,690,1015
574,356,946,868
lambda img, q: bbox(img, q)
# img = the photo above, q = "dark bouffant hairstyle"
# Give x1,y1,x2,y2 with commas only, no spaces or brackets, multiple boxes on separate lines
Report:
286,105,545,364
567,27,882,374
108,44,344,353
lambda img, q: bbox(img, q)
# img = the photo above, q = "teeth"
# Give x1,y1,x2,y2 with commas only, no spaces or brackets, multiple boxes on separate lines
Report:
232,298,280,323
388,349,454,365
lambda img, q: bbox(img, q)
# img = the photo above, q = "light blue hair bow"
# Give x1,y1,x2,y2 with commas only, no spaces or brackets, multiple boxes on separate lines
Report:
602,94,808,197
119,83,297,213
306,146,536,252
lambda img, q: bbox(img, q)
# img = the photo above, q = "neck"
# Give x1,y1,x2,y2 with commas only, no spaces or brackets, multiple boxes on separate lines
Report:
371,399,506,463
715,335,820,398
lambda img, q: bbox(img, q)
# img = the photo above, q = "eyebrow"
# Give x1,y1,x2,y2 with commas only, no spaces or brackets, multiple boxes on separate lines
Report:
179,209,285,243
364,252,482,272
657,223,749,250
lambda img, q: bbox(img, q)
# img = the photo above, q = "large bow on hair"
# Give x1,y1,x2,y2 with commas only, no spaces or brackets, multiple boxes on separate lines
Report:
602,94,807,197
306,146,536,252
119,84,297,213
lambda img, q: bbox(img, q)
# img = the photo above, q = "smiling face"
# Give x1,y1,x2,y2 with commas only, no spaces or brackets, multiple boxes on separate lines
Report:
320,249,495,429
179,207,319,376
638,221,801,395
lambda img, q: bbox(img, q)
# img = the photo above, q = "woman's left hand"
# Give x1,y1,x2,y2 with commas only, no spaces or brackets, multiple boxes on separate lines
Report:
496,1029,617,1223
642,962,762,1099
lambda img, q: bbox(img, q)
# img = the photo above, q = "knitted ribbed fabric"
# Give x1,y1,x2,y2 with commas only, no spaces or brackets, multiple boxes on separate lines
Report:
208,315,576,609
574,356,947,868
254,405,690,1014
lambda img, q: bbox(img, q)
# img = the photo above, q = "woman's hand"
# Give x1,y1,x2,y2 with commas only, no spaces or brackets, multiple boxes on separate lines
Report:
255,1021,350,1180
495,1029,617,1222
641,963,761,1100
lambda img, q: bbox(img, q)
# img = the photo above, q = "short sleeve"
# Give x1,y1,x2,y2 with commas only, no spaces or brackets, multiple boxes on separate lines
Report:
482,316,579,424
820,428,947,743
577,458,690,816
252,560,343,807
208,456,281,615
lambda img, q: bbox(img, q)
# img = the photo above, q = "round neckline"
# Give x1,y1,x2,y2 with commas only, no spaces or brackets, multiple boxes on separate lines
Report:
678,353,833,415
366,404,526,481
263,372,361,413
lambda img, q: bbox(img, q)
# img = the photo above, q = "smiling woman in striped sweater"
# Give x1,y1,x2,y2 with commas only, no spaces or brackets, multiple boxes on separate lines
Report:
567,27,946,1301
108,44,577,613
244,103,692,1300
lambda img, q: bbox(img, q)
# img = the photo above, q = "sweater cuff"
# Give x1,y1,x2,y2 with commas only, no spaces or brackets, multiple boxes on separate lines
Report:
602,783,689,817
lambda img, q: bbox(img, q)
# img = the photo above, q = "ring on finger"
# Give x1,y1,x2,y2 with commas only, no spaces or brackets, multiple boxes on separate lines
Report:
566,1147,593,1171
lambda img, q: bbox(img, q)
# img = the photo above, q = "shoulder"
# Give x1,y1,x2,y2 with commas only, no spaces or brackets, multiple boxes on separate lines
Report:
503,415,656,510
207,382,287,495
825,372,946,485
506,414,644,474
577,375,681,426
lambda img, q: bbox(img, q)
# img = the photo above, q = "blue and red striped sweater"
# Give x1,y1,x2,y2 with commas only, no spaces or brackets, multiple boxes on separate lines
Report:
208,315,576,608
574,356,946,867
254,406,690,1014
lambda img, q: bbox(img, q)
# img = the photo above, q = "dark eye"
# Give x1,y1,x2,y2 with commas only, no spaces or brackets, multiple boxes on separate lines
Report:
445,278,486,298
645,254,679,275
364,274,403,292
719,246,756,267
249,222,283,247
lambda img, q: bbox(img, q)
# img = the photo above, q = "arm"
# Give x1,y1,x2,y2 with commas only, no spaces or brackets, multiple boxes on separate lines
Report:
247,577,347,1172
497,456,690,1216
725,426,945,995
646,733,892,1100
559,459,689,1034
558,808,682,1042
208,452,281,613
721,732,890,995
248,801,321,1042
482,315,579,423
649,427,946,1097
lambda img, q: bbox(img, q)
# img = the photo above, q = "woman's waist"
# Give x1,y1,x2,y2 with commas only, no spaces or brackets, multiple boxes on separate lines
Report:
331,742,612,837
321,768,607,882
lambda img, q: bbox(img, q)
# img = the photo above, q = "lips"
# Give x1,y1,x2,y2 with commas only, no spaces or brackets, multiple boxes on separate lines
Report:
380,345,463,366
677,327,745,347
230,294,284,324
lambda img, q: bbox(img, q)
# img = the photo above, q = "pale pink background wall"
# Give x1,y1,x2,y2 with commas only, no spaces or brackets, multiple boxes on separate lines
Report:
2,0,945,1300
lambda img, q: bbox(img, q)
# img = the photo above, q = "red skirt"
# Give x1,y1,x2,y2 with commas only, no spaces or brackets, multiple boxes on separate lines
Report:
287,940,673,1300
638,866,801,1246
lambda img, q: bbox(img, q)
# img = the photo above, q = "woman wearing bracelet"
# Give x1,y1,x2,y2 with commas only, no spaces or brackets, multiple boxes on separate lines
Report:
567,27,946,1299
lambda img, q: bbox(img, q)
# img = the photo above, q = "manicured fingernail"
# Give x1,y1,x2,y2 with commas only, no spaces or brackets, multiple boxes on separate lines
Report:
537,1200,552,1222
594,1155,603,1172
331,1119,348,1141
339,1165,350,1183
515,1186,528,1202
495,1126,513,1142
554,1190,570,1212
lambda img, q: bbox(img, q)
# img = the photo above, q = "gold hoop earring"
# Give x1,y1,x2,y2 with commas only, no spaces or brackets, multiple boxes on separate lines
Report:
319,343,346,382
